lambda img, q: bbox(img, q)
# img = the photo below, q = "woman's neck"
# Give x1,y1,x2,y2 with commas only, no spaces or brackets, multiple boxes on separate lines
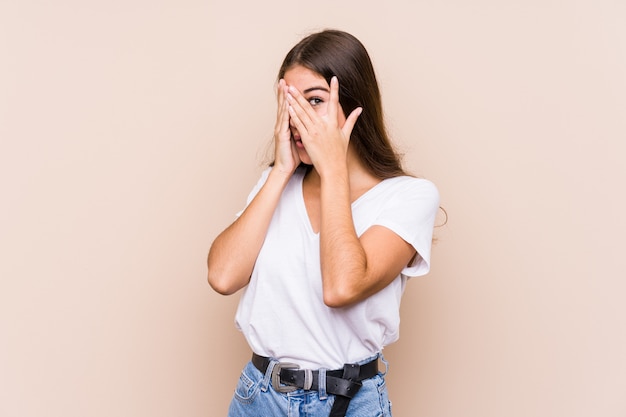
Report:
303,151,381,202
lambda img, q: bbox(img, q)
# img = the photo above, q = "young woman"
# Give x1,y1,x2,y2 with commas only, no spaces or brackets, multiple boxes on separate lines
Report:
207,29,440,417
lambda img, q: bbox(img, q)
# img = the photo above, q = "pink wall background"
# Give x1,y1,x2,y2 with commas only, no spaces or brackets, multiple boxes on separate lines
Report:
1,1,625,416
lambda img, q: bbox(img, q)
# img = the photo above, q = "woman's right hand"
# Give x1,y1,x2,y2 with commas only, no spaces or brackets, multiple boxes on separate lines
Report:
273,79,300,175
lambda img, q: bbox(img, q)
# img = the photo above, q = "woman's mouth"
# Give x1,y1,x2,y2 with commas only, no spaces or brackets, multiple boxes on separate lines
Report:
293,135,304,148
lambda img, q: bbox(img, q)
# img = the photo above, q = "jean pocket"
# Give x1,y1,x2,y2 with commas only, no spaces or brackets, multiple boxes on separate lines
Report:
233,368,262,404
348,374,391,417
376,376,392,417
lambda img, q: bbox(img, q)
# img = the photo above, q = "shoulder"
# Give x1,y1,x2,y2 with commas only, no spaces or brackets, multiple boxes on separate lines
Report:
380,176,439,204
355,175,439,225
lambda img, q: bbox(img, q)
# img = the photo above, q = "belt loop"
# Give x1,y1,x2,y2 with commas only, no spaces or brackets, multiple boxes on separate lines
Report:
379,352,389,376
303,369,313,391
261,360,278,392
318,368,328,400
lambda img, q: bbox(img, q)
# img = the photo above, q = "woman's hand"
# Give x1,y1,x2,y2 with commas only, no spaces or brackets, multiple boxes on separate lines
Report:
273,79,300,176
286,76,362,177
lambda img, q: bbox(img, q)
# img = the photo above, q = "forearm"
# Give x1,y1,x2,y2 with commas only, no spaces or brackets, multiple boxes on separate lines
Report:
207,169,291,295
319,171,368,307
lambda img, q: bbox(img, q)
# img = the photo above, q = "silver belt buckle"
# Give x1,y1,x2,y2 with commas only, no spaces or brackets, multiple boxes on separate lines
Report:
271,362,300,393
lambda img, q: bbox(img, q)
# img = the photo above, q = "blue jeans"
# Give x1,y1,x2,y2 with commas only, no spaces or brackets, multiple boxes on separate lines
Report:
227,355,392,417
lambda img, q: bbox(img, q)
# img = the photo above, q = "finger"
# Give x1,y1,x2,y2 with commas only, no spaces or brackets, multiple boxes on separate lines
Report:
290,138,301,162
279,96,290,131
279,100,292,137
275,82,291,137
288,103,308,136
277,79,283,98
341,107,363,138
286,93,315,133
276,79,285,124
277,79,287,106
328,76,339,123
287,86,317,125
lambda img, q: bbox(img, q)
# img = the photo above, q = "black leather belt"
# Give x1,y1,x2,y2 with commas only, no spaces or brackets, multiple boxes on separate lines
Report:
251,353,379,417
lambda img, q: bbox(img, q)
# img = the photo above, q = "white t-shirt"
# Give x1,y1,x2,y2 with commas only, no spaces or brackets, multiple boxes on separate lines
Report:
234,166,440,369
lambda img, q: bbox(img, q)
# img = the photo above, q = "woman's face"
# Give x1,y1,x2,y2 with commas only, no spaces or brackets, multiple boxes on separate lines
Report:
283,65,346,165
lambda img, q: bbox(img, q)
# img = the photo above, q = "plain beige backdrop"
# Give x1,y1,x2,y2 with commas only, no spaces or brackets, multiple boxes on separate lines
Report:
1,1,625,416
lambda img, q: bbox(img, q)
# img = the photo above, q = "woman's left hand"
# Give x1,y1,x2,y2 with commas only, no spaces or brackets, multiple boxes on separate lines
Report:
287,76,362,177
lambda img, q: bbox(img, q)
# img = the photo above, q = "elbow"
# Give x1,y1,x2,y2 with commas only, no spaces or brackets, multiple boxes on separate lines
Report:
321,264,367,308
322,285,357,308
207,251,252,295
207,270,239,296
207,250,244,295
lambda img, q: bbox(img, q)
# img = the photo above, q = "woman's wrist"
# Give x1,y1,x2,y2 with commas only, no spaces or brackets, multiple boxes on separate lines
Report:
267,164,296,186
317,162,349,184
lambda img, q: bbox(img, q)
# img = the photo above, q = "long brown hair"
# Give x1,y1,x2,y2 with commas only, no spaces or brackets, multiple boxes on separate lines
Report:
278,29,406,179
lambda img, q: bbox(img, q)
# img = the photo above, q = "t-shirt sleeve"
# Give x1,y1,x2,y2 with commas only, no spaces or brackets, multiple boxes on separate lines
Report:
235,167,273,217
373,178,440,277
